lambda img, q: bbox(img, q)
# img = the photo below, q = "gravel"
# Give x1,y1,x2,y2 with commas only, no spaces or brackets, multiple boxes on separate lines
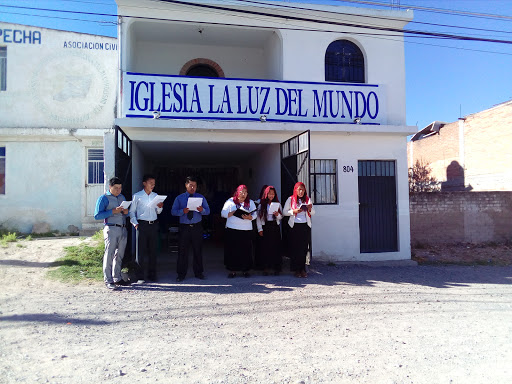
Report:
1,237,511,383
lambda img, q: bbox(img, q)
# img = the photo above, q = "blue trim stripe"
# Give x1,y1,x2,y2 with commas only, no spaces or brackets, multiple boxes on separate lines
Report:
125,114,381,125
125,72,379,88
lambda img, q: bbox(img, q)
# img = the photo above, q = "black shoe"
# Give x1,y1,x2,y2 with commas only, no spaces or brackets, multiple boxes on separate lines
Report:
195,274,206,280
114,279,131,286
176,276,185,282
243,272,251,278
274,271,280,276
227,272,236,278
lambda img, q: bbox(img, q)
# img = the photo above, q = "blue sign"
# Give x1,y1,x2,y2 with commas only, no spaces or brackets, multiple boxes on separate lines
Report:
122,72,384,125
0,28,41,44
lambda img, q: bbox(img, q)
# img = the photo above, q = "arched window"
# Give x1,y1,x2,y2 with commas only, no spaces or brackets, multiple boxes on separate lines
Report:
186,64,219,78
325,40,364,83
180,58,225,78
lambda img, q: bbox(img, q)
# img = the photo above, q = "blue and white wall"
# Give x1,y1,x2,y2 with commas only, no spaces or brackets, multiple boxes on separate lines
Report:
0,23,117,233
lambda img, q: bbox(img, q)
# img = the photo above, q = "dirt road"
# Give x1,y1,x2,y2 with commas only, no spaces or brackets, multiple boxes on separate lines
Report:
1,237,511,383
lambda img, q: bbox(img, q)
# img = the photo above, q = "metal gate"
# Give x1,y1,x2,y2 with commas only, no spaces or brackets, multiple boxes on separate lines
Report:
280,131,310,258
114,126,133,261
358,160,398,253
280,131,310,203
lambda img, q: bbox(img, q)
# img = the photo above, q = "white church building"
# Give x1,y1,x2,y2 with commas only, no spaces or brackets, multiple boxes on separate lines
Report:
111,0,416,262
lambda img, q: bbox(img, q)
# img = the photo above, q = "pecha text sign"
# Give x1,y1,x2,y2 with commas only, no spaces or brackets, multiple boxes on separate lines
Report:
123,72,385,124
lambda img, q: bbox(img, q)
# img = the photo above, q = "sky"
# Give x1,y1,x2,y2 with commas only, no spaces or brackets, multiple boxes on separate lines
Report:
1,0,511,130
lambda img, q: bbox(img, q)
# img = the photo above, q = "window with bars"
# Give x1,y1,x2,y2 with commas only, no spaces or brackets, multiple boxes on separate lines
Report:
0,47,6,91
325,40,364,83
310,159,337,205
87,148,104,184
0,147,5,194
358,160,395,177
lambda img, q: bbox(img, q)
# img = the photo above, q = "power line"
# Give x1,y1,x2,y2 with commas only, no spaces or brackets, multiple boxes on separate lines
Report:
2,1,512,47
208,0,512,37
0,10,116,26
133,0,512,44
331,0,512,20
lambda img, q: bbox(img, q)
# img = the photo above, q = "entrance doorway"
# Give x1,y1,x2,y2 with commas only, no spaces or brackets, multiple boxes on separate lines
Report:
113,127,312,274
358,160,398,253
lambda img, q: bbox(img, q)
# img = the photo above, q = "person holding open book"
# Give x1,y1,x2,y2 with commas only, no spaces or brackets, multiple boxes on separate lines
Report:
256,185,283,276
171,176,210,282
221,184,257,278
283,182,315,278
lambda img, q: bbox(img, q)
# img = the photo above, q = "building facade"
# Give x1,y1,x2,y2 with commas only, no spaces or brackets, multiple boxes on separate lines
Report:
0,22,117,233
408,100,512,192
112,0,416,262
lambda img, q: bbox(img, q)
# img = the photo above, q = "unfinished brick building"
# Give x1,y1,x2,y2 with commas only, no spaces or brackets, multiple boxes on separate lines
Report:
407,100,512,191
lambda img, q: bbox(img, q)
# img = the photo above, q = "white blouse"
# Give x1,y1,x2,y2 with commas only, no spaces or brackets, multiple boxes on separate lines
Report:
221,198,257,231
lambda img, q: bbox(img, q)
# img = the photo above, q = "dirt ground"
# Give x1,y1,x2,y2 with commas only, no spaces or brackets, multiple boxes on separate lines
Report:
1,237,512,384
412,242,512,266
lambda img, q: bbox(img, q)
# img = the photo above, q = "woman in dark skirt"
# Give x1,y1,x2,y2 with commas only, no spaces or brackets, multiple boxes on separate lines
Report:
221,185,257,278
283,182,315,278
256,186,283,275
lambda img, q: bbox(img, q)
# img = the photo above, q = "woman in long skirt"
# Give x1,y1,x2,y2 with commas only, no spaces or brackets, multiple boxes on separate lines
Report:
221,185,257,278
256,186,283,275
283,182,315,278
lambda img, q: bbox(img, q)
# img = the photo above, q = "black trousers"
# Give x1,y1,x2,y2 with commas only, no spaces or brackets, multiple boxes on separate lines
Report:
288,223,310,272
260,221,282,271
177,223,204,278
136,220,158,280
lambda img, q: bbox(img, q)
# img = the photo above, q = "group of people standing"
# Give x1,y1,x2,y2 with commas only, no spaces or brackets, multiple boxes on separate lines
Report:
95,175,314,290
222,182,314,279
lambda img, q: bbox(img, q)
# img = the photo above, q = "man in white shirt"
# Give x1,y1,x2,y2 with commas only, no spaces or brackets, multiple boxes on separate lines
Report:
129,174,164,282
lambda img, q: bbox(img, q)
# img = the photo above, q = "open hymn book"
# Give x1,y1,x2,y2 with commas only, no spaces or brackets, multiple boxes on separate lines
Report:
232,207,257,219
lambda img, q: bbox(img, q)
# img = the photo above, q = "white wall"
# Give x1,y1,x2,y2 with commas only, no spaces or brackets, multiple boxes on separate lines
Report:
0,23,117,232
0,140,83,232
246,144,281,200
310,132,411,261
280,29,407,126
0,23,118,129
132,41,267,79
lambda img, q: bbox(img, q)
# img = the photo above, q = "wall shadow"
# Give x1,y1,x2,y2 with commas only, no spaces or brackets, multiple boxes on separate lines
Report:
441,160,472,191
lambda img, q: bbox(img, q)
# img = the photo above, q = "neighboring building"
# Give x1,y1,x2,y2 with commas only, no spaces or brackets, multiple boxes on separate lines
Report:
0,22,117,233
112,0,416,262
408,100,512,192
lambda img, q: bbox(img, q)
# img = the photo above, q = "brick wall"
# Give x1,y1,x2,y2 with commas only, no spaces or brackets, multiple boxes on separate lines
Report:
408,101,512,191
410,192,512,244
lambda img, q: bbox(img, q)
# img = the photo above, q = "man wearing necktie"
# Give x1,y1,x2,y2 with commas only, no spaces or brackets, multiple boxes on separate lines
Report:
171,176,210,282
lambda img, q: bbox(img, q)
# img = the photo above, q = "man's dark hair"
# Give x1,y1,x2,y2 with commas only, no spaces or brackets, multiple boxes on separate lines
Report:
109,177,122,186
185,176,198,184
142,174,155,183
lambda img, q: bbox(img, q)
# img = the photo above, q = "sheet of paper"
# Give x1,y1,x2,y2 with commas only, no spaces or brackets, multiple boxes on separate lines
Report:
269,202,280,214
120,201,132,209
187,197,203,211
149,195,167,209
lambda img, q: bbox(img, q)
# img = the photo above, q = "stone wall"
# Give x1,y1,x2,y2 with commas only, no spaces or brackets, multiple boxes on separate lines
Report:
410,192,512,244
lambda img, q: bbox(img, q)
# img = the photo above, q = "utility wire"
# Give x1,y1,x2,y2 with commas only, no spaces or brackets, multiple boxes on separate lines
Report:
206,0,512,37
331,0,512,20
133,0,512,44
2,1,512,47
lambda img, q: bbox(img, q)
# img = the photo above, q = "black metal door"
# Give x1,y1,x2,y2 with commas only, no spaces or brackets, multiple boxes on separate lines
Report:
280,130,310,202
280,131,310,257
114,126,133,261
358,160,398,253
